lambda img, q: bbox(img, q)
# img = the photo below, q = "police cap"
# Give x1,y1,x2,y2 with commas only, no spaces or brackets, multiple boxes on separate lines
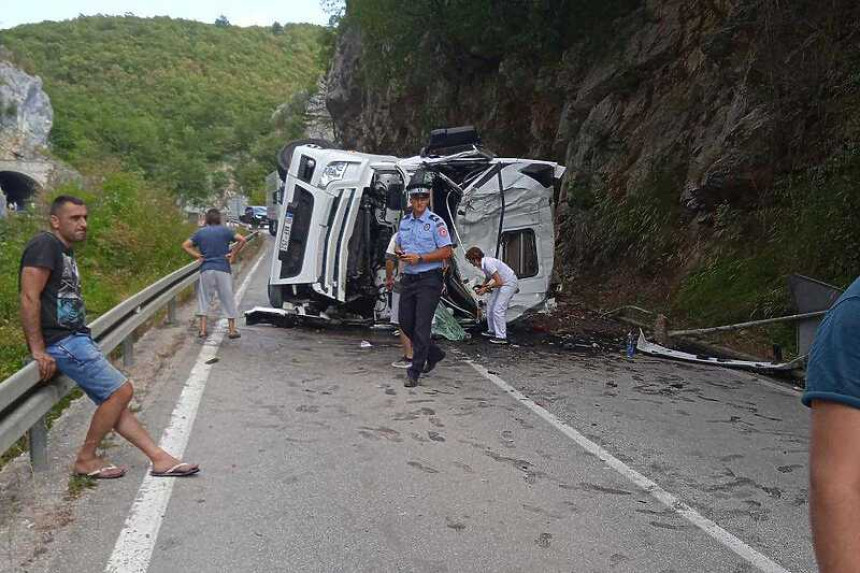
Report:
406,169,433,195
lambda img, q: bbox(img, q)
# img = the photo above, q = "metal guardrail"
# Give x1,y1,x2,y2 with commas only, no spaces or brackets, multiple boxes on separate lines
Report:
0,231,260,471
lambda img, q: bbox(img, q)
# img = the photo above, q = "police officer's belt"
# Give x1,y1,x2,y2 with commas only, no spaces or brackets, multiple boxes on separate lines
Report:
402,269,443,281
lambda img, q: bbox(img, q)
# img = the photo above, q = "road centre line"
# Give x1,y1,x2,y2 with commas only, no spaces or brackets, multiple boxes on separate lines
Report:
465,360,793,573
104,252,265,573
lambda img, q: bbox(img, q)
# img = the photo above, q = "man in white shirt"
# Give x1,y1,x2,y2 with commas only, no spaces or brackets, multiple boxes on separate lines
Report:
465,246,518,344
385,232,413,368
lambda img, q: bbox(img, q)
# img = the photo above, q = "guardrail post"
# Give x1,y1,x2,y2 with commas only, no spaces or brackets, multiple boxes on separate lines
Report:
28,415,48,472
167,298,177,325
123,336,134,367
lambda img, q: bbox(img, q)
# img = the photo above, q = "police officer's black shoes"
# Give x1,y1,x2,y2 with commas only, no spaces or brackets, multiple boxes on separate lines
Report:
405,371,420,388
423,349,446,373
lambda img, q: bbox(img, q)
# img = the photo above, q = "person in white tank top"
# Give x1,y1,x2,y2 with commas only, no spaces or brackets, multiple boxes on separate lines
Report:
465,246,518,344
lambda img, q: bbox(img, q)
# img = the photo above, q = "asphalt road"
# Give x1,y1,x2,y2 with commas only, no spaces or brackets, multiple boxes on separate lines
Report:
5,244,815,572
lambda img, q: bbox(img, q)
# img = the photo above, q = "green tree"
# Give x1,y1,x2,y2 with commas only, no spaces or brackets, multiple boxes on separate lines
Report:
0,17,327,203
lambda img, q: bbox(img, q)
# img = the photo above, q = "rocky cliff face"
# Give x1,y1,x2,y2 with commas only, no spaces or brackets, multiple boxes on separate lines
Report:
326,0,860,292
0,55,53,160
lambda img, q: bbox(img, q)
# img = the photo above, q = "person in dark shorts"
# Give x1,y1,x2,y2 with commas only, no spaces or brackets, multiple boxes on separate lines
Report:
386,231,413,369
19,195,199,478
182,208,246,339
802,276,860,572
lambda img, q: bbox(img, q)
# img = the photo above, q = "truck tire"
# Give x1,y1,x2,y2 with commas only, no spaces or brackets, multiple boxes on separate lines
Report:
277,138,334,179
268,219,277,236
268,283,284,308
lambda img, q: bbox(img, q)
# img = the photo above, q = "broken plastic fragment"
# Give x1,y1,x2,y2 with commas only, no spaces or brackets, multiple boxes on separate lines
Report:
360,341,372,348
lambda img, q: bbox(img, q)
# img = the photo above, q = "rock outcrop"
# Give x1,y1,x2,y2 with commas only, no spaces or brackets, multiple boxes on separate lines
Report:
0,55,53,160
325,0,860,282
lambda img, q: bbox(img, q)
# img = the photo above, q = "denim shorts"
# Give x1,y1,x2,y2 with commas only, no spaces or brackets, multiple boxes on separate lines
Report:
46,333,128,405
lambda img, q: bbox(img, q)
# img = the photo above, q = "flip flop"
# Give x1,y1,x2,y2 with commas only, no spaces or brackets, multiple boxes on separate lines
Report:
150,462,200,477
75,465,127,479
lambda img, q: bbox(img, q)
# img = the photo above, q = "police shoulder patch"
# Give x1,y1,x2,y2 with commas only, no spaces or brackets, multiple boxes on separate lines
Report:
439,227,448,237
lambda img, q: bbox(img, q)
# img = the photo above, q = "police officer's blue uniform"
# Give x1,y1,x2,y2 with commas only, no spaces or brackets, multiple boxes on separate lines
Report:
397,199,452,385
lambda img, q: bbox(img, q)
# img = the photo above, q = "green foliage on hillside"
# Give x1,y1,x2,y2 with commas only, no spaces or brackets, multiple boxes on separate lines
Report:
0,16,327,202
676,146,860,326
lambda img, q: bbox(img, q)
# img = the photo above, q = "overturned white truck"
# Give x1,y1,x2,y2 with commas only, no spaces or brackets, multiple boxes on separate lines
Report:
263,127,564,327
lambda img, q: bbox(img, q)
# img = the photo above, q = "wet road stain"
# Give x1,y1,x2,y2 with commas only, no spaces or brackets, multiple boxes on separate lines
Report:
485,450,544,483
578,483,633,495
777,464,802,474
452,462,474,473
358,427,403,442
407,461,439,473
295,405,319,413
428,431,445,442
522,504,565,519
650,521,687,530
535,532,552,548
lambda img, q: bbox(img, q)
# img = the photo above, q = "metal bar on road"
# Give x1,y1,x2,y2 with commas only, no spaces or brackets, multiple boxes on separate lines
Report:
669,310,828,338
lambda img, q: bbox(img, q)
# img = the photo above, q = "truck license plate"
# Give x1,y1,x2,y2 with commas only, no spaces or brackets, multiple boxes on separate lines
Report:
280,212,294,251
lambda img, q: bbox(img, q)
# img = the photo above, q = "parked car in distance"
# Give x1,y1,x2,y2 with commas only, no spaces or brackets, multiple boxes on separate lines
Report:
242,206,268,228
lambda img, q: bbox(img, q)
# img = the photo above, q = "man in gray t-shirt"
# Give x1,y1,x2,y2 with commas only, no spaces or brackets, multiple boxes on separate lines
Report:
182,208,246,339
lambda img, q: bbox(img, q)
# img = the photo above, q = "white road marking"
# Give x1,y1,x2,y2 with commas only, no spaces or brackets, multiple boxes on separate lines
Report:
465,360,793,573
104,253,265,573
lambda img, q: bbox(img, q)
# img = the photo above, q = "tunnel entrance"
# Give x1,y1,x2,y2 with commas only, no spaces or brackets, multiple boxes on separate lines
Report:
0,171,40,211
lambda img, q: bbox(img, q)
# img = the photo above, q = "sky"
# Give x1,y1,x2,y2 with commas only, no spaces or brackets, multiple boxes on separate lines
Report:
0,0,330,30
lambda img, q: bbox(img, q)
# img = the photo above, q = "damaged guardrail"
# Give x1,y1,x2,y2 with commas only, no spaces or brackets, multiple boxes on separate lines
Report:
0,231,260,472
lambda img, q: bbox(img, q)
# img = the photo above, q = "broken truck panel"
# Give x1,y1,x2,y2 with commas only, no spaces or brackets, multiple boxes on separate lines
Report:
265,127,564,326
452,160,557,322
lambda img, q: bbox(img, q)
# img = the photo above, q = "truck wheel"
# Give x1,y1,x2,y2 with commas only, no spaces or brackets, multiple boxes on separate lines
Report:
269,219,277,236
277,138,334,179
268,283,284,308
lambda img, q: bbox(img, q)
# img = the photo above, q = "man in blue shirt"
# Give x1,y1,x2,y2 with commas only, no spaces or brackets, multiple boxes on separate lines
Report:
396,173,453,387
182,209,246,339
802,276,860,572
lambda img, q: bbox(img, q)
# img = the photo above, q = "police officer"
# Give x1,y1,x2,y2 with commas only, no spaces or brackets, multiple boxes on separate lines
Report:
396,172,453,387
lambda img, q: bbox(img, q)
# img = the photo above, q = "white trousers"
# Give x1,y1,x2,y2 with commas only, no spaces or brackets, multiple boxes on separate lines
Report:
197,270,238,319
487,284,517,340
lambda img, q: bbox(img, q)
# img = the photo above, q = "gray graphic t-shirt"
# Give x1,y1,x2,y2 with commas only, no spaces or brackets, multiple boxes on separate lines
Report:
19,232,89,345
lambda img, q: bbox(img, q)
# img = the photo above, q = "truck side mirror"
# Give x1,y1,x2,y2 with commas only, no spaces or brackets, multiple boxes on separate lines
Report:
386,184,404,210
